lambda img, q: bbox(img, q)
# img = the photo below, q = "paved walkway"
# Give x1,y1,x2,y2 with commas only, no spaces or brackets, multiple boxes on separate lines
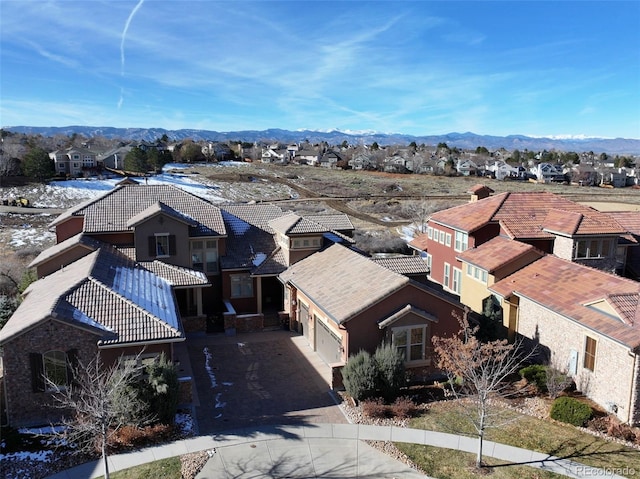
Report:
45,422,627,479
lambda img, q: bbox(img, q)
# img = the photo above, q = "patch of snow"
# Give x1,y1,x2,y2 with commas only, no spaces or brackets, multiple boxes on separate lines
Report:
0,449,53,463
10,227,55,248
221,211,251,235
214,392,226,409
203,347,217,388
252,252,267,266
175,412,194,435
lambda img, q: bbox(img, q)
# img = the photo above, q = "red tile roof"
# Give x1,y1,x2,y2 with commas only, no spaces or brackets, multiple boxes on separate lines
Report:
490,255,640,349
430,191,626,239
609,212,640,236
456,236,543,273
408,234,429,251
429,192,508,232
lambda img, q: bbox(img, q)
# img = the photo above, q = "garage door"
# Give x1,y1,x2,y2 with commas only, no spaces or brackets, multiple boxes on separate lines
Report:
299,302,309,339
315,317,342,365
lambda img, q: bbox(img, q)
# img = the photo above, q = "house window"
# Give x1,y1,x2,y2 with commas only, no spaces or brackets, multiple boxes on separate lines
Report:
575,239,613,259
444,263,450,288
230,273,253,298
155,234,170,257
439,231,445,244
426,253,432,271
191,239,218,273
43,350,68,391
455,231,469,252
427,226,433,239
392,326,426,363
445,233,452,247
584,336,597,371
452,268,462,294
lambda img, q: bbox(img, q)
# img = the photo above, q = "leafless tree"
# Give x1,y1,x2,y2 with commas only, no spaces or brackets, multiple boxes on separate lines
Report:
432,310,534,468
545,365,572,399
47,353,147,479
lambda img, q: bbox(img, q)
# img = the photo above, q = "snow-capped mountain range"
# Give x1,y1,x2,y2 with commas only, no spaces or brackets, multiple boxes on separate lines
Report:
5,126,640,155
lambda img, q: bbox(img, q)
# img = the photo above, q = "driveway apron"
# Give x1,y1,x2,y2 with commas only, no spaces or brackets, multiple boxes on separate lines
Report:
187,330,347,434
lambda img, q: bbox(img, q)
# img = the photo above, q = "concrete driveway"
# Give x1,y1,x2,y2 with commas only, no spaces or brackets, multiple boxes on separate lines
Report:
187,330,347,435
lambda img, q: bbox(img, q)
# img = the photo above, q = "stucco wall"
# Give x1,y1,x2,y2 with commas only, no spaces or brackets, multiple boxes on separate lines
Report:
36,247,93,278
516,297,638,424
55,217,84,242
133,214,190,266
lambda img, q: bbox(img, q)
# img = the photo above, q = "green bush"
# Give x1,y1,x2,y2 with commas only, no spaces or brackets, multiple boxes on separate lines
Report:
342,350,378,401
550,397,592,426
374,343,405,401
144,353,179,425
520,364,548,391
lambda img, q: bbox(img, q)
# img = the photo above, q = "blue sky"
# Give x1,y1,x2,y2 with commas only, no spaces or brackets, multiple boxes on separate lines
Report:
1,1,639,139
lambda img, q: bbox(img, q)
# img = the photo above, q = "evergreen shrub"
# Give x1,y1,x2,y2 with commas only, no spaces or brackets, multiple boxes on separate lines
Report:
550,397,592,426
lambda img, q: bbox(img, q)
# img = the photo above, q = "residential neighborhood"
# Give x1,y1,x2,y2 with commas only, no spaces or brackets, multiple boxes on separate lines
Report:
2,133,640,478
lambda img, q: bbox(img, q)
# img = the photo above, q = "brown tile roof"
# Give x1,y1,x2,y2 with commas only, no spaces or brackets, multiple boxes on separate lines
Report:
456,236,544,273
29,233,102,268
0,247,184,347
138,260,210,287
430,191,626,239
268,213,329,235
58,184,226,237
279,244,409,325
220,204,285,231
304,214,355,232
126,201,198,228
490,255,640,349
219,208,279,271
250,247,288,276
371,256,429,275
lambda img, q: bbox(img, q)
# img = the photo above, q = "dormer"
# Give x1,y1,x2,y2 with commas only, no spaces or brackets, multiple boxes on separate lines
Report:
268,213,328,265
127,201,197,265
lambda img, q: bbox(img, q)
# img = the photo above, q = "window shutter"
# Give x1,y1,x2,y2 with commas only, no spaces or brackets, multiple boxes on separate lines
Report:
169,235,176,256
30,353,45,392
148,236,155,256
66,349,78,385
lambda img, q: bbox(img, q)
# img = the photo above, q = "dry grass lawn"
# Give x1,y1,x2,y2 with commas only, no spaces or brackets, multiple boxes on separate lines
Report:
396,400,640,478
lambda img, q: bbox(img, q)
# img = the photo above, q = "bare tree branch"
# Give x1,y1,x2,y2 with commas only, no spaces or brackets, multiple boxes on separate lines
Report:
46,352,148,479
433,310,535,468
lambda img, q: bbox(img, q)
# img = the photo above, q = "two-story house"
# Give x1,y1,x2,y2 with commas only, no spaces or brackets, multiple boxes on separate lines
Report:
489,255,640,426
410,187,630,294
49,147,98,176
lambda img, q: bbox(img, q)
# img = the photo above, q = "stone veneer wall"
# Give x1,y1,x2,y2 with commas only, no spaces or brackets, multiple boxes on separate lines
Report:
516,297,639,424
551,235,575,261
552,236,618,273
2,319,99,427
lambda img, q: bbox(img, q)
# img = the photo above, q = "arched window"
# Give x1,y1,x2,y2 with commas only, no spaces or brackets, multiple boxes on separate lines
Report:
43,350,68,390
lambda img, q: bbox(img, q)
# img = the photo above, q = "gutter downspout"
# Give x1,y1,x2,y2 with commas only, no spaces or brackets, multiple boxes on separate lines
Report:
628,348,639,425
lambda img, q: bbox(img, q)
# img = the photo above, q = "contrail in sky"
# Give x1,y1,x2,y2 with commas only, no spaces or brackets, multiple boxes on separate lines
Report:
119,0,145,109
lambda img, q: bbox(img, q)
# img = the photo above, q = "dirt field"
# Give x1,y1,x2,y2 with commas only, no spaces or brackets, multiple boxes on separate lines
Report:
2,162,640,256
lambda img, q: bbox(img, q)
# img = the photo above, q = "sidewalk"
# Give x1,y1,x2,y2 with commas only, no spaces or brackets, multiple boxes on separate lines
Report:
46,423,627,479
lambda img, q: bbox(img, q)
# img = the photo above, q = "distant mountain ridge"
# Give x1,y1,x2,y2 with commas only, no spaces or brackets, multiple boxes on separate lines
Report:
5,125,640,155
